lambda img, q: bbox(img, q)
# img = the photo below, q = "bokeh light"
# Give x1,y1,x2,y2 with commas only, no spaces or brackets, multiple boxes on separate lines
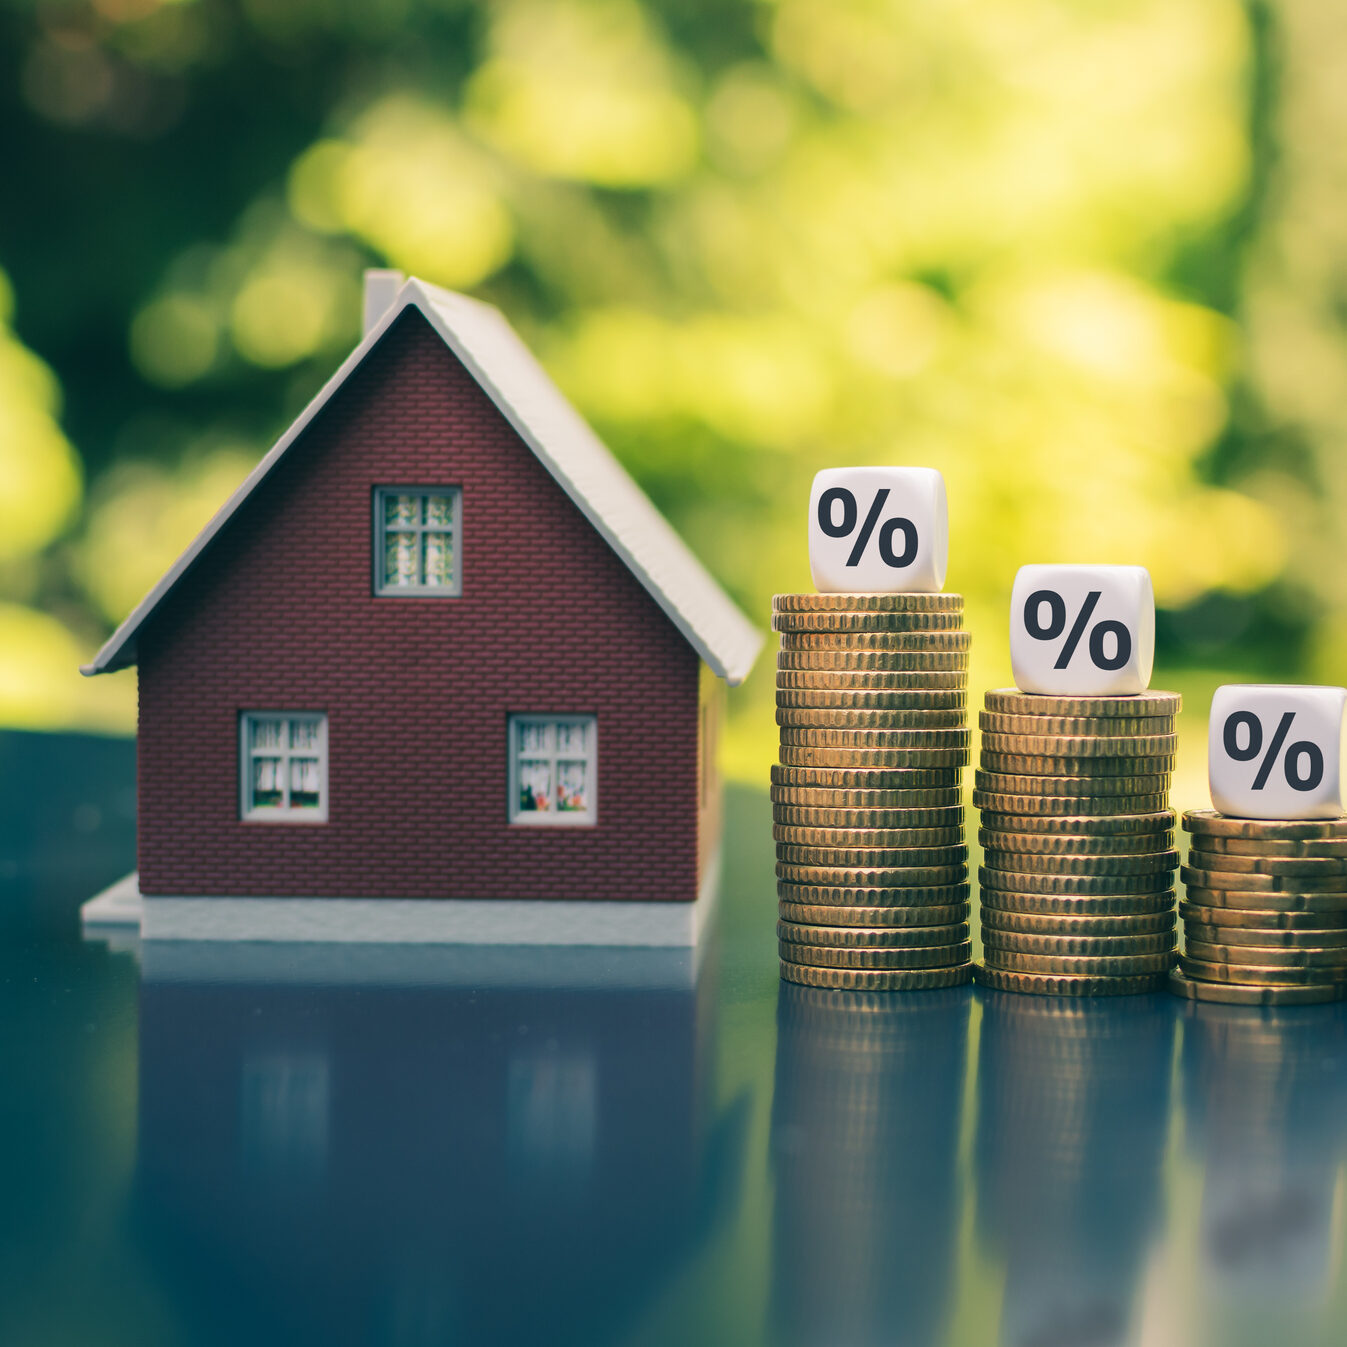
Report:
0,0,1337,791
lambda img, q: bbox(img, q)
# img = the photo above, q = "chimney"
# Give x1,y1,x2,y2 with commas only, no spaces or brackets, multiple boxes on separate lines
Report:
362,269,405,334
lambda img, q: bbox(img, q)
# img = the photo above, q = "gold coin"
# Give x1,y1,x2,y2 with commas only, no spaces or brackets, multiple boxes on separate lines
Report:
778,862,968,887
980,732,1179,759
975,769,1170,797
776,667,969,689
777,844,968,868
979,711,1175,737
775,611,964,635
981,928,1176,957
1184,886,1347,914
1190,835,1347,858
982,948,1176,977
1178,901,1347,930
977,828,1175,856
777,650,969,673
982,851,1178,878
779,745,970,769
772,805,964,829
1183,923,1347,949
772,611,965,634
781,726,971,748
775,687,968,710
979,867,1174,895
772,592,964,613
779,901,970,927
781,878,969,899
980,752,1175,777
776,706,967,729
1180,957,1345,987
779,962,974,991
773,824,965,847
770,785,963,809
981,908,1175,937
778,629,971,650
975,966,1168,996
1181,864,1347,894
980,890,1175,916
1183,940,1347,969
978,809,1175,836
771,764,961,790
983,688,1183,717
779,881,970,906
1182,810,1347,840
1167,970,1341,1005
777,919,971,947
1180,853,1347,878
780,939,973,970
972,791,1170,818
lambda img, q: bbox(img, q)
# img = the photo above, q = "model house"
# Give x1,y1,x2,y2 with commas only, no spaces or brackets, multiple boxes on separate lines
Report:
81,272,760,944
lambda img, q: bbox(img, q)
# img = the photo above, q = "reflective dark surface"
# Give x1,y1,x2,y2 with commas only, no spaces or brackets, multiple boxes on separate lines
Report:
8,730,1347,1346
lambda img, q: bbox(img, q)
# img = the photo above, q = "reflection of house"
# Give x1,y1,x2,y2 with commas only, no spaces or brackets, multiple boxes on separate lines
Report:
133,944,746,1346
82,272,760,944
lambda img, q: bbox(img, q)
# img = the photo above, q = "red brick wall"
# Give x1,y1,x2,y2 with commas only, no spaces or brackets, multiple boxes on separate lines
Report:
136,307,704,901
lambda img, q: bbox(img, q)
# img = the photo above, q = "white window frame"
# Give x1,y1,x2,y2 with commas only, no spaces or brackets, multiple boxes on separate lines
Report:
373,486,463,597
508,714,598,826
240,712,329,823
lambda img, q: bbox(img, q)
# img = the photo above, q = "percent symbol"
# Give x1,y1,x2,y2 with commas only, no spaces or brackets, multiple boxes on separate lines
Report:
1023,589,1132,671
1223,710,1324,792
816,487,917,569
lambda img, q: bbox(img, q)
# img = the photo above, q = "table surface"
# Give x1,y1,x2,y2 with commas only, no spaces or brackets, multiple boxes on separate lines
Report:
6,728,1347,1347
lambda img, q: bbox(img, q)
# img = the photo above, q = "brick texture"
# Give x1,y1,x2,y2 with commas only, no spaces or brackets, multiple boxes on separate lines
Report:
137,308,712,901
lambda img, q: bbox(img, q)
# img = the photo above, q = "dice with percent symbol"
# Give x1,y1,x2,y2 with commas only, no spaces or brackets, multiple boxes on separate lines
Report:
1009,564,1155,696
1208,684,1347,820
808,466,948,593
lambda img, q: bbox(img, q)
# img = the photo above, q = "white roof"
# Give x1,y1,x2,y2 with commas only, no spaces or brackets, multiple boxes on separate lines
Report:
83,278,763,683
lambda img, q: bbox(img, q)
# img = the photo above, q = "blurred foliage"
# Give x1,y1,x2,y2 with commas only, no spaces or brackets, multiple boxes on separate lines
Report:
0,0,1340,775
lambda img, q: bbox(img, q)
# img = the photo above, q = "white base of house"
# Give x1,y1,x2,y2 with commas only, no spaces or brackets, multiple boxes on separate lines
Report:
81,861,720,949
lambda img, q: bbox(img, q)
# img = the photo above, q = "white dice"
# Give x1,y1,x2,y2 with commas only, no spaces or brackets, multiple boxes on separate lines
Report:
1009,565,1155,696
1208,684,1347,820
808,466,948,593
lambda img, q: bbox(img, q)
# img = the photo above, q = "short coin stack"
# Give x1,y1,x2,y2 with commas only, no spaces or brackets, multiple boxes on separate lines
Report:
772,593,974,991
972,689,1182,996
1172,811,1347,1005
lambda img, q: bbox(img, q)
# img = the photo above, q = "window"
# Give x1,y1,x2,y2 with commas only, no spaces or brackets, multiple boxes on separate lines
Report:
240,713,328,822
374,487,461,595
509,715,597,825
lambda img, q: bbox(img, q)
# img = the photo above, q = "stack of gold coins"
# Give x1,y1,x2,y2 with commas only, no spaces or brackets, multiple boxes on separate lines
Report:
1171,811,1347,1005
972,689,1182,996
772,593,974,991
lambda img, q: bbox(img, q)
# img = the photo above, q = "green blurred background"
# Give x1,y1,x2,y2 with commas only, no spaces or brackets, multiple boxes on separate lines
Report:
3,0,1343,799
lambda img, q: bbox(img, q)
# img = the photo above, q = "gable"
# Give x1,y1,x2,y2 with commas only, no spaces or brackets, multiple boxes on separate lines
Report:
83,279,762,684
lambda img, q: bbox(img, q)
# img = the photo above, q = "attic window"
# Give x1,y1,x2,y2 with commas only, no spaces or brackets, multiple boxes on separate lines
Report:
374,488,461,595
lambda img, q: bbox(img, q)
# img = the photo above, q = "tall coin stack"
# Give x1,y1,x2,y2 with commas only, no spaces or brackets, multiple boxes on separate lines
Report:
972,689,1182,996
1172,811,1347,1005
772,593,974,991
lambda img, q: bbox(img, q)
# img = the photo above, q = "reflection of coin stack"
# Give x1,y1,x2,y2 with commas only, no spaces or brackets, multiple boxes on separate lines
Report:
975,991,1174,1347
772,593,974,990
1180,997,1347,1311
1172,811,1347,1005
976,992,1173,1346
772,984,969,1347
973,689,1182,995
